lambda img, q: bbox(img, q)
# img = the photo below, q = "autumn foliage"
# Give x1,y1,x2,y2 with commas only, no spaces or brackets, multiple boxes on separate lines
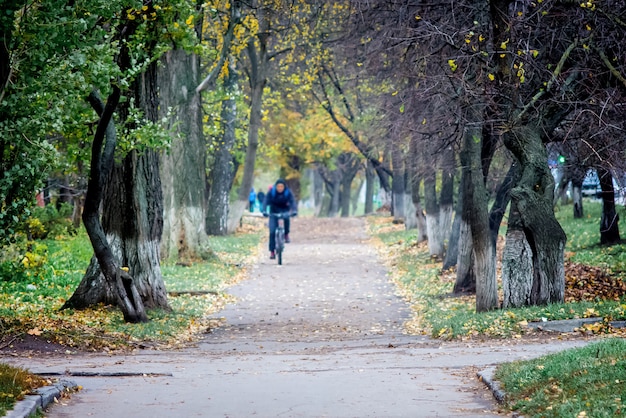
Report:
564,261,626,303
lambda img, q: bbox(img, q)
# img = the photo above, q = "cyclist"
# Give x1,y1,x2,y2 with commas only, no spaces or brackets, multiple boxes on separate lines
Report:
262,179,297,259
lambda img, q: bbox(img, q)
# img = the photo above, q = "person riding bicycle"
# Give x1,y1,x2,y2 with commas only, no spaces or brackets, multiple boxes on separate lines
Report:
262,179,297,259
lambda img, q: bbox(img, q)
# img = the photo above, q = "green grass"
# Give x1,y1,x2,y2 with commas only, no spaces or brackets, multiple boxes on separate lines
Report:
0,364,48,416
368,202,626,417
557,201,626,270
0,219,263,350
495,338,626,417
369,201,626,339
0,216,263,412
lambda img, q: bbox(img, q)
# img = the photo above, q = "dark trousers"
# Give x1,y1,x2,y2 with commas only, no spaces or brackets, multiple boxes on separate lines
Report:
269,215,290,251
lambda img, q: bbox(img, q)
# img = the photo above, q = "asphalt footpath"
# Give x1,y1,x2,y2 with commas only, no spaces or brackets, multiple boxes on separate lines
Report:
1,217,592,418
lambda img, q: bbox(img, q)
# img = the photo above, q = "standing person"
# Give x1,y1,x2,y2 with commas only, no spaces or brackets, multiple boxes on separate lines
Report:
248,187,256,212
256,190,265,211
262,179,297,259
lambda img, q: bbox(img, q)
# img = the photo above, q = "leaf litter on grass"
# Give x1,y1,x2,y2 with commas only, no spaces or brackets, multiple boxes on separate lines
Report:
366,215,626,340
0,218,264,353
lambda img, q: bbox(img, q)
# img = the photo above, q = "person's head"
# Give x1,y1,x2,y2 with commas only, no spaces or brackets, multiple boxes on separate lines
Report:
275,179,286,194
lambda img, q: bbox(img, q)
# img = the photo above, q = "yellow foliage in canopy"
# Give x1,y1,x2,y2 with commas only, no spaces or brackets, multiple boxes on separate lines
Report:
263,105,357,174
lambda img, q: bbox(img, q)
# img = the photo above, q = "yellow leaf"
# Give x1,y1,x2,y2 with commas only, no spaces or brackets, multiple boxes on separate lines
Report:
415,15,421,20
488,73,495,81
121,266,130,272
28,328,42,336
500,39,509,49
448,59,457,72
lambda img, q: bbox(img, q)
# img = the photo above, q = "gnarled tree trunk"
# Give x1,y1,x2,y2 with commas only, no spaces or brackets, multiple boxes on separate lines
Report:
502,126,566,306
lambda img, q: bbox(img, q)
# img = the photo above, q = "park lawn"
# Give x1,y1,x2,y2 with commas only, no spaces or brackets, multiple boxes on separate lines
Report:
368,200,626,416
0,215,263,414
495,337,626,417
0,216,263,351
368,200,626,339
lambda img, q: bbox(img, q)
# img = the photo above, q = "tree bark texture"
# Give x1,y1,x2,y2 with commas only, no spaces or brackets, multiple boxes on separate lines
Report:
502,229,533,308
159,48,207,259
206,60,238,235
461,121,497,311
454,218,476,293
502,126,566,305
64,84,150,323
488,162,518,246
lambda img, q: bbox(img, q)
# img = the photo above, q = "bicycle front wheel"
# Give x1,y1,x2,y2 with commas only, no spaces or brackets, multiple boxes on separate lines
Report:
275,228,284,264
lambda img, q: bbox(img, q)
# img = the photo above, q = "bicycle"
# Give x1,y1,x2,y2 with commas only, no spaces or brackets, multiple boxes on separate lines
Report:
270,212,293,265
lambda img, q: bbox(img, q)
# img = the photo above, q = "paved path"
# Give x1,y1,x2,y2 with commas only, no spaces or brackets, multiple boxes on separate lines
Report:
2,217,590,417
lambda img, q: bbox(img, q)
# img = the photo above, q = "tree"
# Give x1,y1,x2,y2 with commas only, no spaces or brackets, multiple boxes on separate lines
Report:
63,2,178,320
159,17,209,259
206,59,239,235
493,0,626,307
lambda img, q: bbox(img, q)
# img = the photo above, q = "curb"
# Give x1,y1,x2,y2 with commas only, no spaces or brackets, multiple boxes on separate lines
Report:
478,367,525,418
4,379,77,418
477,366,506,403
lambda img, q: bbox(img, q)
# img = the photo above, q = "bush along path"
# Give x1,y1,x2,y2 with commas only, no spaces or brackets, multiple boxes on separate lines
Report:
1,217,593,417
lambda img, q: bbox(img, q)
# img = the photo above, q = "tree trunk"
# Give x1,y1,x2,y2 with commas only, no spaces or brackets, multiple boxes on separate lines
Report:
159,48,207,259
598,167,620,245
454,218,476,293
439,144,455,250
570,165,586,219
501,228,533,308
443,211,460,271
351,178,363,214
502,126,566,305
462,113,497,311
453,157,475,292
391,141,405,223
409,136,428,241
326,169,341,217
64,54,169,319
313,167,324,216
424,166,442,258
339,153,360,217
63,86,150,323
364,160,375,214
230,28,268,232
488,162,518,246
206,60,238,235
572,182,583,218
